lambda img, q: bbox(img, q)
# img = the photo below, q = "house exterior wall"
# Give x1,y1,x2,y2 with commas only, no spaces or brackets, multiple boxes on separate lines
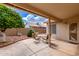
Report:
77,23,79,43
51,15,79,41
56,23,69,41
55,22,79,43
51,19,79,55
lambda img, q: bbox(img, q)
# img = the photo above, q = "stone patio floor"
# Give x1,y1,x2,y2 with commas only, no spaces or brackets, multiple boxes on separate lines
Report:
0,38,69,56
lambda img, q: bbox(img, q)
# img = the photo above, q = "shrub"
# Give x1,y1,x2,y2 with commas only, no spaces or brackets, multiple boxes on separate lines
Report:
27,30,34,37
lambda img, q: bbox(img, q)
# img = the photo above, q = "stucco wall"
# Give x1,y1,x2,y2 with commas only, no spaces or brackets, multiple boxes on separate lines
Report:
5,27,46,36
5,28,30,36
56,23,69,41
31,26,46,33
55,22,79,43
77,23,79,42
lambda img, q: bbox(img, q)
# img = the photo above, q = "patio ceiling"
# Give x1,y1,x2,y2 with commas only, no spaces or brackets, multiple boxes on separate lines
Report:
4,3,79,22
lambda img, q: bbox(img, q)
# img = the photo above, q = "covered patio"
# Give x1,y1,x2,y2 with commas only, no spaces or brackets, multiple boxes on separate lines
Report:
0,3,79,56
0,38,69,56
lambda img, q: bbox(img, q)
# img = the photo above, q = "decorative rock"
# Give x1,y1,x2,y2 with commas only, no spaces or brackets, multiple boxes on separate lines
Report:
0,32,6,42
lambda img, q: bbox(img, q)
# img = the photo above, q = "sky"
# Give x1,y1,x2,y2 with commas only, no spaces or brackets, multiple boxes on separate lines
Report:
14,8,48,28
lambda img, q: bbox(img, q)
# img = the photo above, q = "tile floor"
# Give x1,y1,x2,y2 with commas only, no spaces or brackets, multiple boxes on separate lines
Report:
0,38,69,56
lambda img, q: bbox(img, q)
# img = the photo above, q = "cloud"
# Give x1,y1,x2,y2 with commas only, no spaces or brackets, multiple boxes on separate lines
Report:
34,16,48,22
22,14,48,23
15,9,48,23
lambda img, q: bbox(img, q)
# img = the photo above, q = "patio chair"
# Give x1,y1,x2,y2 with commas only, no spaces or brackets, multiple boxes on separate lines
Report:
32,32,41,44
41,34,49,44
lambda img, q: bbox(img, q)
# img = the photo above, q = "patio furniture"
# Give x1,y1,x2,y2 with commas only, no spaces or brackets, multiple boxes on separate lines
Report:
33,32,48,44
37,34,48,44
42,36,48,44
32,32,41,44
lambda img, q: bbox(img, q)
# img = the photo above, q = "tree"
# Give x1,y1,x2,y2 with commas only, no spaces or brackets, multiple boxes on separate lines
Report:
0,4,25,32
0,4,25,42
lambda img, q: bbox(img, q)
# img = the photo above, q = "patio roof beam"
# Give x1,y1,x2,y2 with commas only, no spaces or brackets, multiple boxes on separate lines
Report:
4,3,62,22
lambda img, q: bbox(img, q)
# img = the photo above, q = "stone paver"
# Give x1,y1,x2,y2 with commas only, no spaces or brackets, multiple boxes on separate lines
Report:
0,38,69,56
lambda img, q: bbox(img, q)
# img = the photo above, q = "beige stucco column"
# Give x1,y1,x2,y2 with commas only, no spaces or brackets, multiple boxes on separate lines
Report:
48,18,51,47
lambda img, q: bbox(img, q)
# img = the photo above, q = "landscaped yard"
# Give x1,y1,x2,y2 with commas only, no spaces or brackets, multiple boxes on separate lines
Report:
0,35,28,48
